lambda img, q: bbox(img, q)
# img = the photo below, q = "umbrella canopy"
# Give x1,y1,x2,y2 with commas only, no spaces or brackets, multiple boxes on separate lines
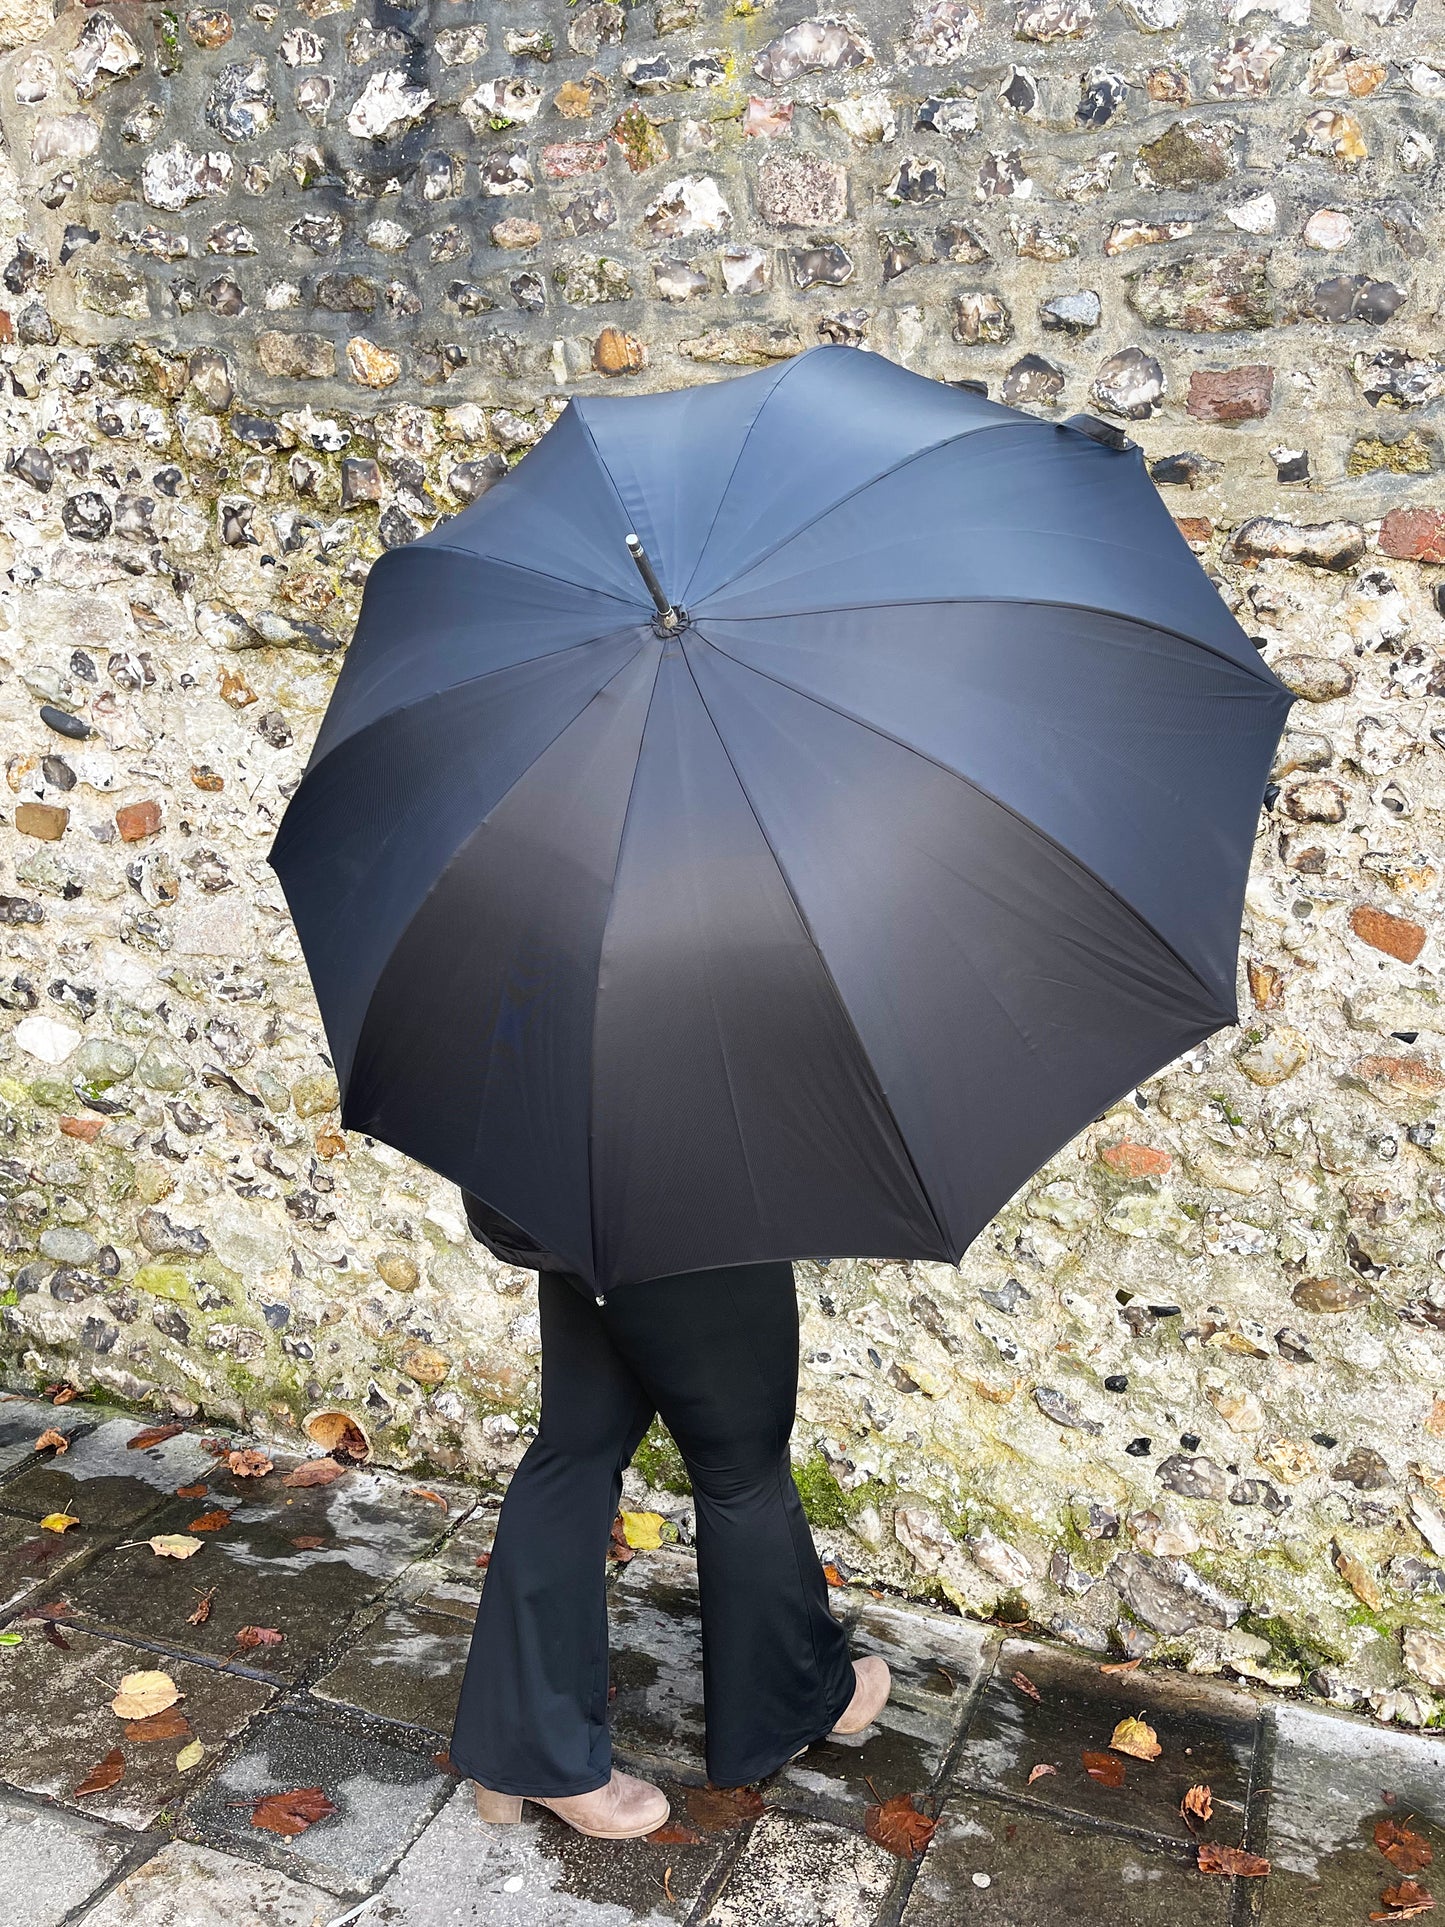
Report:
270,345,1293,1294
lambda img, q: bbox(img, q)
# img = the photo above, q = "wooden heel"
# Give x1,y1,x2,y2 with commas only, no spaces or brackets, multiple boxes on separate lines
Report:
474,1785,525,1823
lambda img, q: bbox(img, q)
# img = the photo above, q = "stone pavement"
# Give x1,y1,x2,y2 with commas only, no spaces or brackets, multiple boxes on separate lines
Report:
2,1392,1443,1927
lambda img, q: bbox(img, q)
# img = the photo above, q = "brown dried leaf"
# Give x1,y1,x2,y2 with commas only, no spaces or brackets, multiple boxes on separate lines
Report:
226,1449,274,1479
1099,1658,1142,1675
1082,1750,1126,1788
187,1587,217,1625
111,1671,180,1720
1378,1821,1435,1875
648,1821,705,1845
822,1563,844,1587
864,1794,938,1861
35,1429,69,1454
408,1486,449,1510
1372,1881,1436,1919
1028,1763,1059,1784
250,1787,337,1837
684,1785,765,1833
74,1747,125,1796
1110,1716,1162,1761
281,1460,345,1489
433,1751,461,1777
124,1707,191,1741
290,1536,326,1551
127,1425,183,1451
1198,1843,1271,1878
146,1535,203,1560
1011,1670,1041,1701
474,1550,491,1569
1182,1784,1213,1823
234,1626,284,1649
175,1484,208,1500
188,1511,232,1533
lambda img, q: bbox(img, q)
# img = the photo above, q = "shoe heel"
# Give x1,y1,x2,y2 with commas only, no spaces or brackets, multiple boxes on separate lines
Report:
474,1785,525,1824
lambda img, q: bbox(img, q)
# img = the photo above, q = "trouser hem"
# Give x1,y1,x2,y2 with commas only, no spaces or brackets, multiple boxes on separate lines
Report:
449,1757,613,1800
705,1669,859,1789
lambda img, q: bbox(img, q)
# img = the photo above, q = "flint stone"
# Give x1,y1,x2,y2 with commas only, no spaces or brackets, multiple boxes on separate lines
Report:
1127,251,1273,331
1003,353,1065,406
1188,365,1273,421
1040,289,1101,333
256,331,336,378
680,324,802,364
141,142,233,210
1157,1453,1229,1500
1111,1550,1243,1633
953,290,1012,344
1309,275,1406,325
1137,119,1236,188
1232,518,1365,571
1090,346,1164,418
754,15,873,82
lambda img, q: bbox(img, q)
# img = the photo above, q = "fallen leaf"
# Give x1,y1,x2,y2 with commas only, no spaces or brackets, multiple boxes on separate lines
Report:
250,1787,337,1837
1099,1658,1142,1675
1378,1820,1435,1876
187,1587,217,1625
290,1536,326,1551
35,1429,69,1454
865,1794,938,1860
39,1618,70,1652
1183,1784,1213,1824
41,1513,79,1534
1083,1750,1126,1788
433,1751,461,1776
188,1511,232,1533
111,1670,180,1720
0,1633,21,1647
176,1483,208,1500
1011,1670,1042,1702
234,1626,284,1649
1110,1716,1162,1761
473,1550,491,1569
1372,1881,1436,1919
620,1510,666,1551
281,1460,344,1489
409,1486,449,1510
52,1386,79,1404
684,1785,765,1833
607,1517,634,1563
146,1535,203,1560
1198,1843,1271,1878
127,1425,182,1451
226,1449,274,1479
176,1741,206,1773
649,1821,705,1845
124,1707,191,1741
822,1563,845,1587
1028,1763,1058,1784
75,1748,125,1797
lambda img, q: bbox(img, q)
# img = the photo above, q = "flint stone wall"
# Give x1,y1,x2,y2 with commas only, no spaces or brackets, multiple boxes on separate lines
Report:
2,0,1445,1719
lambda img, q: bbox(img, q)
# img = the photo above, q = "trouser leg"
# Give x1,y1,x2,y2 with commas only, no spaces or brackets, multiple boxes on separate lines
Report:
448,1271,653,1796
602,1262,855,1788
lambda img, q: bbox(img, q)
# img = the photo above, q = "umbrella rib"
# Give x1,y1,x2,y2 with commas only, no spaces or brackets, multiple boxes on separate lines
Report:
583,644,667,1291
704,595,1287,694
694,627,1237,1022
290,624,649,789
678,636,956,1264
689,416,1043,607
419,538,642,611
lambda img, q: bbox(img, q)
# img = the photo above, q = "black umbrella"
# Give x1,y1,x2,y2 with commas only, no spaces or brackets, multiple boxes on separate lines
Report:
270,346,1292,1295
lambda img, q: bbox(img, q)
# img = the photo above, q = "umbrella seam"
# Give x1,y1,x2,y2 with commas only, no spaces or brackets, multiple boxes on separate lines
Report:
694,626,1239,1023
282,623,650,791
585,642,667,1293
688,415,1045,609
702,595,1292,698
679,634,956,1264
416,537,645,612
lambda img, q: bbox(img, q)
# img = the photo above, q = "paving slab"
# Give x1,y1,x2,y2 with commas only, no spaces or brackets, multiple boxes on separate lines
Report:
765,1599,994,1824
59,1466,459,1681
698,1811,897,1927
0,1508,108,1614
953,1636,1258,1847
898,1794,1233,1926
394,1505,499,1622
75,1841,336,1926
1258,1702,1445,1925
372,1777,732,1925
0,1419,216,1532
312,1603,472,1736
607,1551,710,1775
0,1623,273,1829
0,1789,130,1927
0,1396,94,1477
183,1704,450,1895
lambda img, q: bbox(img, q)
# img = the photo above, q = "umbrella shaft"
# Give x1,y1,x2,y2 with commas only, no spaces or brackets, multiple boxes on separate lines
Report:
625,533,680,628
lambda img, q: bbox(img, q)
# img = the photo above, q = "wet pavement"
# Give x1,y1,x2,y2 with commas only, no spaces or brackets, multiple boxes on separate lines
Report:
1,1390,1442,1926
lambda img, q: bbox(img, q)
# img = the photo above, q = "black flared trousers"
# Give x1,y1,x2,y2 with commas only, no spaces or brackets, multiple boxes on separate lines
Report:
448,1262,855,1794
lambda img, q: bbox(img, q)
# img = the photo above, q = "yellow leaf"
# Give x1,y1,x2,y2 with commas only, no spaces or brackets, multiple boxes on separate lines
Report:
175,1740,205,1772
41,1513,80,1534
619,1510,665,1550
111,1670,180,1720
1110,1716,1162,1761
147,1535,203,1560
